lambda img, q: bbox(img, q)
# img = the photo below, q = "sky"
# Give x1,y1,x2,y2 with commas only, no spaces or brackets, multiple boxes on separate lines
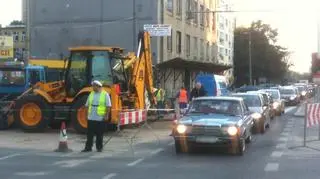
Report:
0,0,318,73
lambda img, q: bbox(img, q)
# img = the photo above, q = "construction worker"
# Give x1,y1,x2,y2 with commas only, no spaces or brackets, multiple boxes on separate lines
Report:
176,87,189,110
82,80,111,152
155,87,165,116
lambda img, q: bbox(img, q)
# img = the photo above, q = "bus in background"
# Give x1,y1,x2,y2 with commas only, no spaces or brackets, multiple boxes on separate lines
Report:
195,74,230,96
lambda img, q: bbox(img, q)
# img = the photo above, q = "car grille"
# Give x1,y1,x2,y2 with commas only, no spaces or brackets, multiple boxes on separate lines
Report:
191,126,222,136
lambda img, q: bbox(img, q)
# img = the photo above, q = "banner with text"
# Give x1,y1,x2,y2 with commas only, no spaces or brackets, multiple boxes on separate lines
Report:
0,36,14,59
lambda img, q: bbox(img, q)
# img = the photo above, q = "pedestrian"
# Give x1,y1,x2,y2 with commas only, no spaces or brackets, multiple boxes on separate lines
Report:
190,82,207,101
81,80,112,152
176,87,189,110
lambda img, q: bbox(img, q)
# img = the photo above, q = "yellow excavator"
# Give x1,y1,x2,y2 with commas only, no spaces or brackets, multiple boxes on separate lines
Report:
11,31,155,133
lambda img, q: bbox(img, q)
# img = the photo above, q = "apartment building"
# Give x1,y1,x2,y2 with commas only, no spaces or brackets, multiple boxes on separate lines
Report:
215,0,235,79
0,25,27,59
24,0,232,95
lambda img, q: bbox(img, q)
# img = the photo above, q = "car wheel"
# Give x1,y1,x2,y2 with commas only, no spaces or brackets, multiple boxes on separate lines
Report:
260,120,266,134
174,140,191,154
245,134,252,143
231,137,246,156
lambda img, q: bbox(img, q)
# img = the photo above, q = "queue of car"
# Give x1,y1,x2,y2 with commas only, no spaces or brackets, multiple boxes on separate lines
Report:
171,83,315,156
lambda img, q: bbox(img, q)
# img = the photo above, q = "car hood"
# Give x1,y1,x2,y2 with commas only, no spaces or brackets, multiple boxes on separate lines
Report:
178,114,241,126
248,107,262,113
281,95,295,98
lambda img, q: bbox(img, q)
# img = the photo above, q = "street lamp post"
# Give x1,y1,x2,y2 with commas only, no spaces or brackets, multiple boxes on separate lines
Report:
248,30,252,85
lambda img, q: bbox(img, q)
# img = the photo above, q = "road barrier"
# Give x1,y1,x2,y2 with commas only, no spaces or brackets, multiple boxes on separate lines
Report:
290,86,320,151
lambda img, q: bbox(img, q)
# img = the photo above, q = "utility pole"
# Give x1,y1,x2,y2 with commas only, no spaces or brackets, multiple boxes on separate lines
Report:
248,30,252,85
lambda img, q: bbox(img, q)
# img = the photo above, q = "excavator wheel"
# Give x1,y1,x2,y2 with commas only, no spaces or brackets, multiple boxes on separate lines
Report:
13,95,53,132
71,95,88,134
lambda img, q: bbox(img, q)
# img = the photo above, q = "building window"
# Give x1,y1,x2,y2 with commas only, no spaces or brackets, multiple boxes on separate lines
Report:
225,49,228,56
13,32,19,42
167,0,173,13
212,13,216,31
206,8,210,27
22,31,26,42
176,31,182,54
186,0,192,21
212,45,216,60
200,5,204,26
193,37,198,57
185,34,191,56
193,0,198,24
206,42,210,60
167,30,172,52
200,39,204,58
176,0,182,17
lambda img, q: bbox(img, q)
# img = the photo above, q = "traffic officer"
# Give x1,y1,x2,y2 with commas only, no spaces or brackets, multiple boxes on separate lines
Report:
155,87,165,116
82,80,112,152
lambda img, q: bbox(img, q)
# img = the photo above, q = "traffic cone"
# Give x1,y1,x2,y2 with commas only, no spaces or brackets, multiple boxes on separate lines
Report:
54,121,72,152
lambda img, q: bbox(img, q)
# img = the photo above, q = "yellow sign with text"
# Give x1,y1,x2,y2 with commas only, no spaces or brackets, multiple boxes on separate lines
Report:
0,36,14,59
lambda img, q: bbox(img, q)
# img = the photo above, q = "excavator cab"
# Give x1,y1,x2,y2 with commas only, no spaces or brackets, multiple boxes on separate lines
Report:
64,47,127,97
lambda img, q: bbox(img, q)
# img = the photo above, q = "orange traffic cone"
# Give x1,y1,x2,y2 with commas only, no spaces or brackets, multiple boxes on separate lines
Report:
54,122,72,152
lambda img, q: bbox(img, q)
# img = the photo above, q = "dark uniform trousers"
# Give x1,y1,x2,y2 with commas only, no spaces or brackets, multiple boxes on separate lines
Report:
85,120,105,150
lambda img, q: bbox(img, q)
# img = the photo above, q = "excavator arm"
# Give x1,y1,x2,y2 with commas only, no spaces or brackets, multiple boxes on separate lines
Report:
129,31,155,109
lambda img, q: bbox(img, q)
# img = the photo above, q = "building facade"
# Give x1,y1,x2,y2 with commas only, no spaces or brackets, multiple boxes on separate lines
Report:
24,0,234,96
0,25,27,59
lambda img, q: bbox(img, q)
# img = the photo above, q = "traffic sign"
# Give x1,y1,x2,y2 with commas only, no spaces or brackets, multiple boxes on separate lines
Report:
143,24,171,36
0,36,14,59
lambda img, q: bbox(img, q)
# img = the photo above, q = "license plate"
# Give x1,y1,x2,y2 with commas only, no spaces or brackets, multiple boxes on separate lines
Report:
196,136,218,143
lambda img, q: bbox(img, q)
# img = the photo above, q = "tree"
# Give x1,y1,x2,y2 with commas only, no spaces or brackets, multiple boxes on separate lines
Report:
233,20,291,87
9,20,24,26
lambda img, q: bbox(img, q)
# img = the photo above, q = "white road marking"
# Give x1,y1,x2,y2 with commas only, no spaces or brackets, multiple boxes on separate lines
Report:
53,159,92,168
264,163,279,172
127,158,144,167
102,173,117,179
285,107,296,113
150,148,164,155
90,153,113,159
15,172,50,176
168,141,174,146
283,128,291,132
275,143,287,149
271,151,283,158
281,132,289,136
0,153,21,161
278,137,288,142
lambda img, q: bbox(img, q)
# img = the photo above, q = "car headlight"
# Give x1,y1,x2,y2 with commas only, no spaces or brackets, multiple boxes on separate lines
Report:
302,91,306,96
227,126,238,136
176,124,187,134
251,113,262,119
290,96,295,100
273,102,280,108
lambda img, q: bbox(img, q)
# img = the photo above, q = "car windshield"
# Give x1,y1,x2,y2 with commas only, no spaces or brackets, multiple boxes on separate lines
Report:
188,99,242,116
296,86,305,92
280,89,295,95
234,95,261,107
0,69,25,86
218,82,227,88
263,90,280,99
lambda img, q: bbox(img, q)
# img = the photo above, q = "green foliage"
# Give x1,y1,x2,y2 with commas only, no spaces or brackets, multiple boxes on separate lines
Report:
234,20,291,87
9,20,24,26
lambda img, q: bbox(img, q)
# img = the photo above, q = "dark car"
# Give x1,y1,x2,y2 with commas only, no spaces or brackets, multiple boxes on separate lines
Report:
172,96,254,156
280,87,300,105
232,93,271,134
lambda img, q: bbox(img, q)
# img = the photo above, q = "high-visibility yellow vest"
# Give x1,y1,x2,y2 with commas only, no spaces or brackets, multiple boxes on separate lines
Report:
156,89,165,101
88,90,107,116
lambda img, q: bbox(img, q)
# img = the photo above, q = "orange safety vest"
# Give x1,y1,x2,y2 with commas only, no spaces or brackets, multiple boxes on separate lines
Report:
179,89,188,103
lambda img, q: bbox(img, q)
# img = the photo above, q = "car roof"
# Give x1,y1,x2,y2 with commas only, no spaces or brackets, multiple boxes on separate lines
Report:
233,93,260,96
260,89,280,92
194,96,243,102
247,91,268,95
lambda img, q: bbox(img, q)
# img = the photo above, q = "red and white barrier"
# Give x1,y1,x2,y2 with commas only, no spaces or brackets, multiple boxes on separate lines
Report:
307,103,320,127
119,110,147,125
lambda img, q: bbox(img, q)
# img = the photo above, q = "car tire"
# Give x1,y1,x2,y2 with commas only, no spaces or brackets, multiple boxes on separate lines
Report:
260,120,266,134
245,134,252,143
174,140,191,154
231,137,246,156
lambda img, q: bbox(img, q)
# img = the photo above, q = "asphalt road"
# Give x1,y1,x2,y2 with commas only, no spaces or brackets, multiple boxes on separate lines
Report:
0,106,302,179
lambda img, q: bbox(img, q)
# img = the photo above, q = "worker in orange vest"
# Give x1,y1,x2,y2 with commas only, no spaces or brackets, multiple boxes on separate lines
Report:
176,87,189,110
